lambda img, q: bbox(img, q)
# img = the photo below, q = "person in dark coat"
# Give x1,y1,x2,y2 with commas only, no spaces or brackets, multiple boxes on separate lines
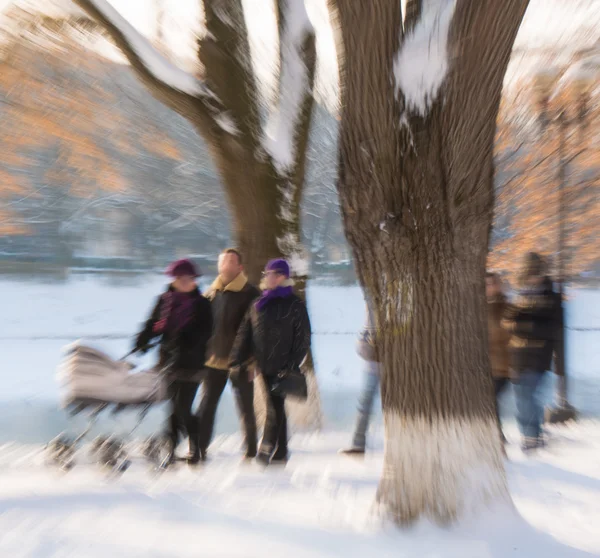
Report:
486,272,512,447
135,258,213,464
230,258,311,466
502,253,562,452
197,248,260,461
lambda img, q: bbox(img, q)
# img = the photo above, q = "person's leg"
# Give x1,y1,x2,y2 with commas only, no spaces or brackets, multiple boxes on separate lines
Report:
176,381,200,457
196,368,228,456
343,363,380,453
493,377,509,443
271,392,288,461
167,381,183,449
515,370,544,449
258,375,280,460
233,368,257,458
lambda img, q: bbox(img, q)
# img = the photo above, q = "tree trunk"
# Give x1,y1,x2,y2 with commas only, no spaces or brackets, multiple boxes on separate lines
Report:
330,0,528,524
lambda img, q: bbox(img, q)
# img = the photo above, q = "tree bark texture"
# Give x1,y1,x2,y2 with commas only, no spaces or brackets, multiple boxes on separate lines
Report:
330,0,529,524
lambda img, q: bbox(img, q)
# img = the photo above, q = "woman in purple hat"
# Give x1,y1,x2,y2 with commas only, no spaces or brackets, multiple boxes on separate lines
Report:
135,258,213,465
229,258,311,466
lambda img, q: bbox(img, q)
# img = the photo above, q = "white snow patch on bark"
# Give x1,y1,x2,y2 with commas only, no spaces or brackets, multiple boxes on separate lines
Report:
393,0,457,117
81,0,210,97
277,232,310,277
400,0,408,29
263,0,314,175
378,413,510,522
214,112,239,135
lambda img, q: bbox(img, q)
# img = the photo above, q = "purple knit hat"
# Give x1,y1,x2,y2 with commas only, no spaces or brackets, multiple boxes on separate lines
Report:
165,258,201,278
265,258,290,278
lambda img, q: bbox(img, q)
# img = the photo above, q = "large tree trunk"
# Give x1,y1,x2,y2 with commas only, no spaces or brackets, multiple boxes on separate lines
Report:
330,0,529,524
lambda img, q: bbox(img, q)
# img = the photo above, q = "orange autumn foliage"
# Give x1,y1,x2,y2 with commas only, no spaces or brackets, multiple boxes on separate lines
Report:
489,81,599,282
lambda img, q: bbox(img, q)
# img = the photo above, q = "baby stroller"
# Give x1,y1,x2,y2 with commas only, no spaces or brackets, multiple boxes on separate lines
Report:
47,341,172,473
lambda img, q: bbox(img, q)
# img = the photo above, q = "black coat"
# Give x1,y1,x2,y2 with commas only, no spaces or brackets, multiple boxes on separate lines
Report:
204,274,260,370
230,293,311,377
502,278,563,374
135,286,213,379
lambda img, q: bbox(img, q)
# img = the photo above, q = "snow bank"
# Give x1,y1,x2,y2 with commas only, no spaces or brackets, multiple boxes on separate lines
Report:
394,0,457,117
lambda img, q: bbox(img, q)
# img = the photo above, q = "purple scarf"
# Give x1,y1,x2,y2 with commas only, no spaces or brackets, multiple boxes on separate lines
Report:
255,285,294,311
154,291,197,334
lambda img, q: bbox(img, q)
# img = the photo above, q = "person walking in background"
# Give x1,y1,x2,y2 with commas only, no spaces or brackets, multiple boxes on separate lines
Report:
135,259,213,465
339,302,380,457
486,272,512,448
230,259,311,467
503,252,562,452
197,249,260,462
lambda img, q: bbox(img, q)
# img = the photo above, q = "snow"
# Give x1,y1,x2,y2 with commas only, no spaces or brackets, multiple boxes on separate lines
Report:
401,0,408,28
1,422,600,556
278,232,311,277
263,0,314,175
214,112,240,136
77,0,211,98
394,0,457,117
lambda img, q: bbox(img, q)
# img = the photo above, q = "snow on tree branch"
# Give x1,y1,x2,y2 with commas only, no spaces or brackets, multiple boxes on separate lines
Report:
263,0,315,176
71,0,215,99
394,0,457,117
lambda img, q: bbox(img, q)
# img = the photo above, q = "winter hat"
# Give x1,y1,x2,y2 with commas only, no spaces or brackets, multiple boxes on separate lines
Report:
265,258,290,278
519,252,546,283
165,258,201,278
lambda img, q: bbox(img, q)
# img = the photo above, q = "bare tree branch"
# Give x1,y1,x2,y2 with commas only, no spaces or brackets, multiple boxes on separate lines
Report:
199,0,262,145
71,0,223,124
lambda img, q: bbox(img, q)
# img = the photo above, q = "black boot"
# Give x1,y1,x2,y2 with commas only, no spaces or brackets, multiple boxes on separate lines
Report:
186,436,203,465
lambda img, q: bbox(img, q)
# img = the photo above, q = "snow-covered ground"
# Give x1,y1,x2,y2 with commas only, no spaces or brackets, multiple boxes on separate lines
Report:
0,422,599,557
0,275,599,557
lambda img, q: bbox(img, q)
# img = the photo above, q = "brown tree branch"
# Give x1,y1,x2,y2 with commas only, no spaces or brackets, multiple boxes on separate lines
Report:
71,0,222,126
199,0,262,147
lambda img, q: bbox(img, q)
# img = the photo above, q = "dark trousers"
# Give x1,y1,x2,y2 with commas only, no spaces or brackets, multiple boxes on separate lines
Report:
493,377,510,442
167,380,200,450
197,367,257,456
260,375,287,458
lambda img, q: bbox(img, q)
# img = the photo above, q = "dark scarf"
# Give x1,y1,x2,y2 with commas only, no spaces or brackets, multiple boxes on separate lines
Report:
255,285,294,311
153,288,198,334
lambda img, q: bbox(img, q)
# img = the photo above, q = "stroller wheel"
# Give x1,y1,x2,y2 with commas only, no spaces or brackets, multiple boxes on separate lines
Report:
47,435,76,468
91,436,110,453
96,437,125,468
143,436,172,468
116,459,131,473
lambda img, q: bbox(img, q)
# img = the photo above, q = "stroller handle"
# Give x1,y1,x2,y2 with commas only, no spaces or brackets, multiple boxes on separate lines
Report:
121,342,158,361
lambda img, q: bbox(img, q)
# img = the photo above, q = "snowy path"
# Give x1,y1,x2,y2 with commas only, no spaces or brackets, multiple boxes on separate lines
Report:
0,422,599,557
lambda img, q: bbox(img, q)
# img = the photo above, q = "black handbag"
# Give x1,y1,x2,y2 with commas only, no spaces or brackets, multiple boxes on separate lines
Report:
270,369,308,400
